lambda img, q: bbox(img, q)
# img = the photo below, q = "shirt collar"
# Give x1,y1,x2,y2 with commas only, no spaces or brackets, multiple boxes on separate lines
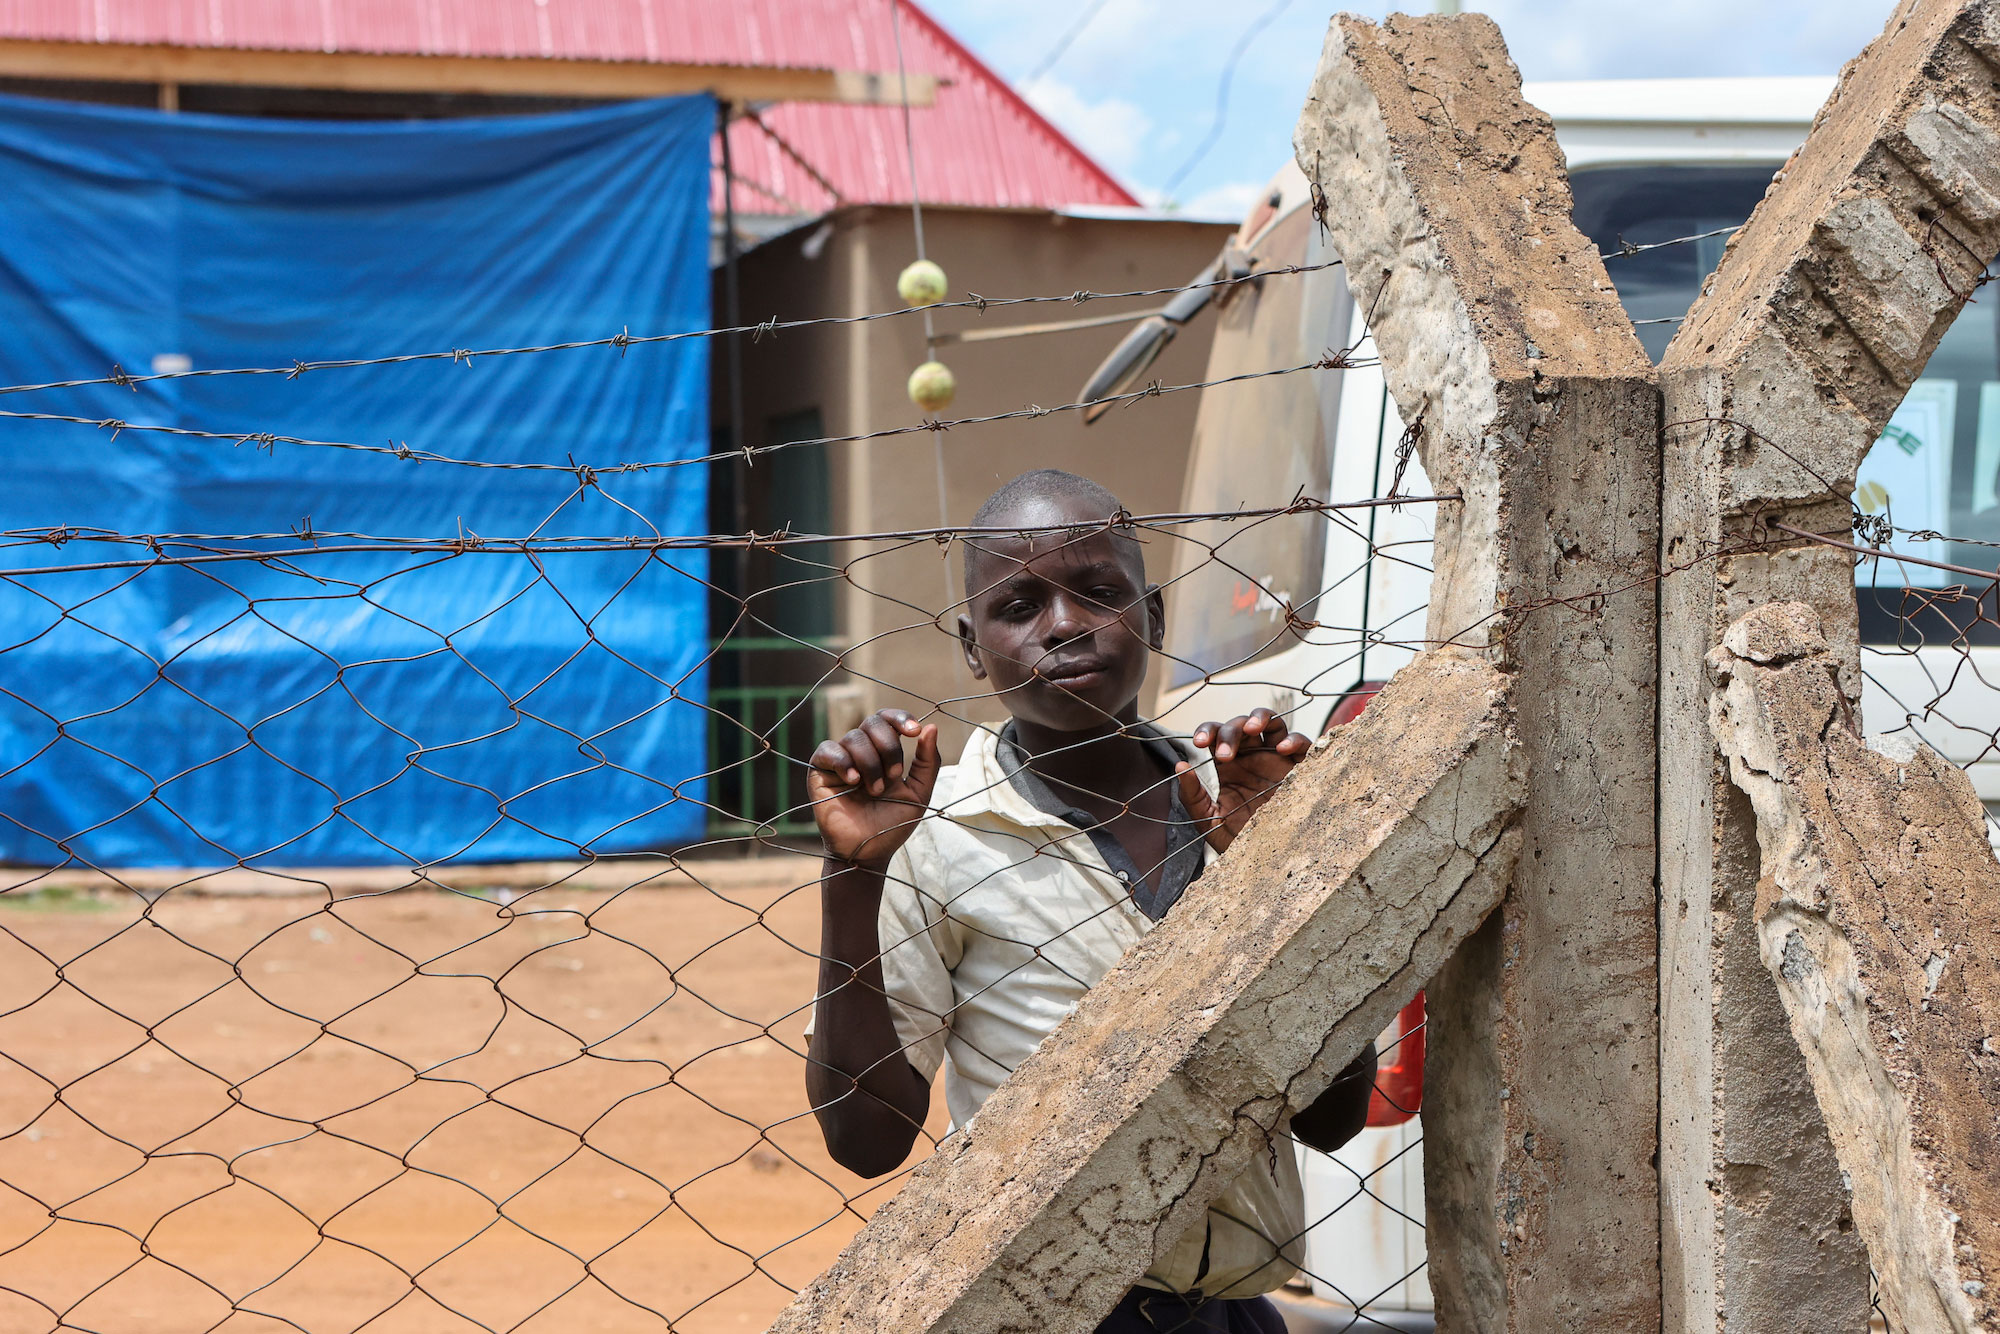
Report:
939,720,1210,827
993,719,1190,809
993,720,1208,921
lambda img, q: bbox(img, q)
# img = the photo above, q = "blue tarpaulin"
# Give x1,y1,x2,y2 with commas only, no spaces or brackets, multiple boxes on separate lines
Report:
0,92,714,867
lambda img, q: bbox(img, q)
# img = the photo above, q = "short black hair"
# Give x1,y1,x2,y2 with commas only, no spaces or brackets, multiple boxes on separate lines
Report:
963,469,1142,585
971,468,1123,528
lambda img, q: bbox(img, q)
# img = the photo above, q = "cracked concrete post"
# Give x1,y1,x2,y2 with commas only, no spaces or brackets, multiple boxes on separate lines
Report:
770,650,1525,1334
1709,601,2000,1334
1293,15,1661,1330
1658,2,2000,1326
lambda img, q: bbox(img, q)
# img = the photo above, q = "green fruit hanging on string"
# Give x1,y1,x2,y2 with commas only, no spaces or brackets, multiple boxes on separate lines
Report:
908,360,956,413
897,259,948,307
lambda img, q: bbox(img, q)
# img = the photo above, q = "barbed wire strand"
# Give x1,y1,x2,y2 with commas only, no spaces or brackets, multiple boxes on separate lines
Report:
0,261,1344,402
0,350,1373,477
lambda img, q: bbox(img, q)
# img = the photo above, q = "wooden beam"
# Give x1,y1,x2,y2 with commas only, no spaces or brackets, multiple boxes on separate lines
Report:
0,39,937,107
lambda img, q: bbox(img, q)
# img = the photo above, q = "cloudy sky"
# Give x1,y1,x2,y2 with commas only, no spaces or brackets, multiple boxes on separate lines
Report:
925,0,1901,216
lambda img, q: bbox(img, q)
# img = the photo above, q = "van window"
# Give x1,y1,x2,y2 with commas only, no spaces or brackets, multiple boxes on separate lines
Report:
1569,164,1778,361
1852,271,2000,641
1573,164,2000,637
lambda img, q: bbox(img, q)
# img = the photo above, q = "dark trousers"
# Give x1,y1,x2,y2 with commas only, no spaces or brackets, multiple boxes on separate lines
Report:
1093,1286,1288,1334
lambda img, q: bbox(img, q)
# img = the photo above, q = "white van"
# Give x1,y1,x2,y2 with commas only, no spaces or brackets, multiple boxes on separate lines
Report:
1083,75,1989,1329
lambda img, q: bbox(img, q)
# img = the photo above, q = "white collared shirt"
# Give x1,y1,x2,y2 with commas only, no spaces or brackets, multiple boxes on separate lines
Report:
871,724,1306,1297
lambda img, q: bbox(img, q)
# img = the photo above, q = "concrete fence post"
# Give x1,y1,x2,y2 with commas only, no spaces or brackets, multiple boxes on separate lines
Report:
1708,601,2000,1334
1657,2,2000,1327
1294,15,1663,1330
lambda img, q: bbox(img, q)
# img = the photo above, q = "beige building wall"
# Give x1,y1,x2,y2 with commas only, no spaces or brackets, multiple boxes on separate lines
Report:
720,205,1235,756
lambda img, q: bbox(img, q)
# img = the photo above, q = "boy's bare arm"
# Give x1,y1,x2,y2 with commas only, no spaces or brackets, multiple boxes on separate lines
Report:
1289,1042,1378,1154
804,711,940,1179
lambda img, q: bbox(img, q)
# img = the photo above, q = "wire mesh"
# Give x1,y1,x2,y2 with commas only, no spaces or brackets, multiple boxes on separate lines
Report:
0,346,1448,1334
0,210,1974,1334
1694,231,2000,858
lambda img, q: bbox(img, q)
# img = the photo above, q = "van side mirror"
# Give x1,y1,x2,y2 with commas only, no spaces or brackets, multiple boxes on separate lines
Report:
1078,316,1177,424
1077,245,1255,425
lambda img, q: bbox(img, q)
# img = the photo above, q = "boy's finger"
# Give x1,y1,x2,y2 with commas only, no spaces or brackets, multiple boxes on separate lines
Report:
841,730,888,794
1175,762,1215,825
906,724,943,793
810,740,860,785
1277,730,1311,756
860,714,907,775
1230,712,1286,751
1191,722,1217,750
879,708,920,735
1213,717,1247,760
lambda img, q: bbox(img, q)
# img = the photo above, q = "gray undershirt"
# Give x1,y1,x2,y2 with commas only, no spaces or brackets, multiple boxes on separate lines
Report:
994,721,1207,921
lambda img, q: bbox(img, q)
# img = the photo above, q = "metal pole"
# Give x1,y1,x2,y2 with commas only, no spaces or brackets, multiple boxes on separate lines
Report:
719,98,746,474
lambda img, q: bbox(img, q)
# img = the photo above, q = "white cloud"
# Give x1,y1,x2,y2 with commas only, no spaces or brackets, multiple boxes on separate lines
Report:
1476,0,1894,81
1019,75,1153,177
1178,180,1265,221
933,0,1904,210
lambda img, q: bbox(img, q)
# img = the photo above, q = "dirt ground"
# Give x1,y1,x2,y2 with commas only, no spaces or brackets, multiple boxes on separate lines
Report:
0,856,946,1333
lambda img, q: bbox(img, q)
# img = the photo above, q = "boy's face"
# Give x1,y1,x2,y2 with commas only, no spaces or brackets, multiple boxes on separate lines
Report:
957,497,1163,734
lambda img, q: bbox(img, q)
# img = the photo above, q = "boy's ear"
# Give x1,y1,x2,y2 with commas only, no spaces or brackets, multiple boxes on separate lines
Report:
956,614,988,680
1144,584,1165,653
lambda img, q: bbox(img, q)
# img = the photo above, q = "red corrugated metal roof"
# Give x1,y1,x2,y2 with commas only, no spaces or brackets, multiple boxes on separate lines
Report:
0,0,1138,213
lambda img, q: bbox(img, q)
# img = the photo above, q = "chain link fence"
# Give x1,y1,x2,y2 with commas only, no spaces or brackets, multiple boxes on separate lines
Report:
0,269,1455,1333
8,212,2000,1333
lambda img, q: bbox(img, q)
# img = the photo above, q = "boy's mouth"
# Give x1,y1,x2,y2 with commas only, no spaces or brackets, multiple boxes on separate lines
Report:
1036,656,1112,688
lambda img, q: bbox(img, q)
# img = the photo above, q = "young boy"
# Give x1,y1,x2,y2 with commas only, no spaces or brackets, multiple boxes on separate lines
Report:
805,470,1375,1333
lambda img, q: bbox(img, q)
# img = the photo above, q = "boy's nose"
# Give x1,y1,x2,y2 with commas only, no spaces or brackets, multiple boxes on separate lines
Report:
1044,601,1093,646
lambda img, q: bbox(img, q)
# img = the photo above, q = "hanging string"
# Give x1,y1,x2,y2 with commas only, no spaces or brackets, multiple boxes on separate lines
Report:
888,0,957,632
888,0,937,363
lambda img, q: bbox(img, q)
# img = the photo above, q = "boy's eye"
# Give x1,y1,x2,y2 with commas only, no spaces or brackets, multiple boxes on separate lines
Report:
1088,586,1123,604
998,600,1037,619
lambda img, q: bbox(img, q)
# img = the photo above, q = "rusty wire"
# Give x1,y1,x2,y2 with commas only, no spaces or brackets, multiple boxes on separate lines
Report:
7,408,1971,1334
0,349,1373,476
1664,412,2000,856
0,261,1346,404
0,451,1456,1333
0,495,1455,579
13,230,1994,1331
8,394,1995,1334
1600,223,1740,260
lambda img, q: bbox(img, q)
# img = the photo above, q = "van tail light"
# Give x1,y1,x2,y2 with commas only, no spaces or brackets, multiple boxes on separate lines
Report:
1366,992,1425,1128
1321,677,1422,1128
1323,680,1386,733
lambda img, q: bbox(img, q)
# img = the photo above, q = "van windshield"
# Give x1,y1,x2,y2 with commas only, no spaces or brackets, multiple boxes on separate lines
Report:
1570,164,1773,362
